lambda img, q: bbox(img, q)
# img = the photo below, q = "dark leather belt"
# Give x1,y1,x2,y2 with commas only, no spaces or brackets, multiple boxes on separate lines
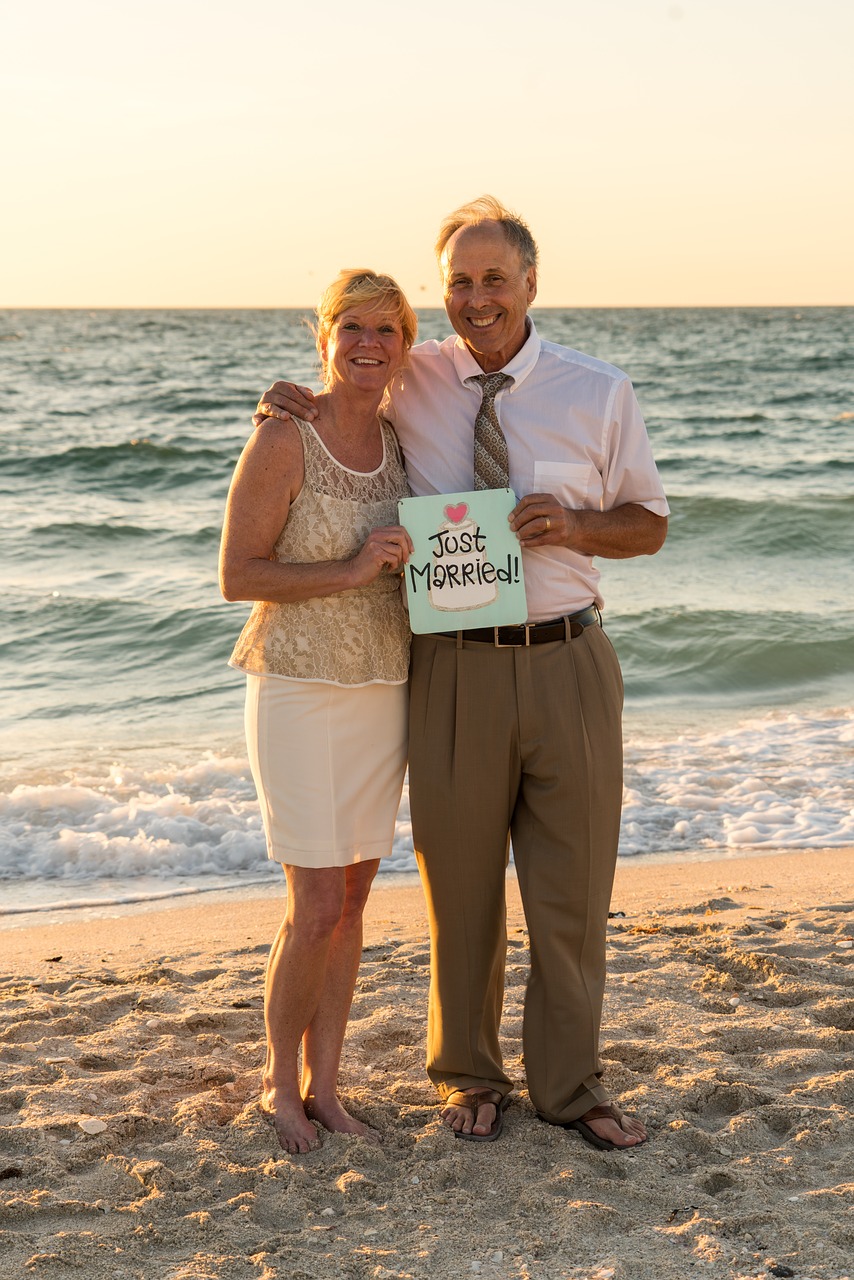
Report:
438,604,601,647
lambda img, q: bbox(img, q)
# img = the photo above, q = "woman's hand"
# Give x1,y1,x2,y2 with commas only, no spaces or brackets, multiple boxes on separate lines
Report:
348,525,413,587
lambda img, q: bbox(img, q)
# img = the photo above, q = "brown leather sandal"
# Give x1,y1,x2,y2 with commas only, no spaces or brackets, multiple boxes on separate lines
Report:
442,1089,510,1143
563,1102,647,1151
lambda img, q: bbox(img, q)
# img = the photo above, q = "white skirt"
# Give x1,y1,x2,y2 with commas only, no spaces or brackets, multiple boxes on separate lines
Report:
244,674,408,868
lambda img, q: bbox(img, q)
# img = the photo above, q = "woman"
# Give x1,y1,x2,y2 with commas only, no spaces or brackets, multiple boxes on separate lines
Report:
219,270,416,1153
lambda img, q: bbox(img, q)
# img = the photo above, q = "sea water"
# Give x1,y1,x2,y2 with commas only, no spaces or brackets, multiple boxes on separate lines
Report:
1,308,852,916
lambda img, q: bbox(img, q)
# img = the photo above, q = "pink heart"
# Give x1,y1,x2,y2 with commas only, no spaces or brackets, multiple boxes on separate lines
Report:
443,503,469,524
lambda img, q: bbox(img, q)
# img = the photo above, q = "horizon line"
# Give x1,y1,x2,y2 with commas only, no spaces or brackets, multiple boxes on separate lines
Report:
2,303,851,312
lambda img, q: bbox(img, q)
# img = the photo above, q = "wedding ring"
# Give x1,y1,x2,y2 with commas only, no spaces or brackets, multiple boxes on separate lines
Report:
544,516,551,531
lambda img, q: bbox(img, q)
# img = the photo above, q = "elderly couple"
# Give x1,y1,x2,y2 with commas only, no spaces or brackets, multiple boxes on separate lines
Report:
219,196,668,1154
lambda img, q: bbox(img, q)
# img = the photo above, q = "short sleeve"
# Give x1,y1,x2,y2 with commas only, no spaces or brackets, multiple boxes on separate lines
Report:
601,378,670,517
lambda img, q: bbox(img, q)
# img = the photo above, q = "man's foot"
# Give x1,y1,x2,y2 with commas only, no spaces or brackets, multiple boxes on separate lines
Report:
563,1102,647,1151
260,1086,321,1154
303,1094,381,1143
440,1088,508,1142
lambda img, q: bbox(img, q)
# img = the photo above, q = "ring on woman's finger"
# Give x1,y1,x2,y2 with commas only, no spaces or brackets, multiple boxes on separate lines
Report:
544,516,551,531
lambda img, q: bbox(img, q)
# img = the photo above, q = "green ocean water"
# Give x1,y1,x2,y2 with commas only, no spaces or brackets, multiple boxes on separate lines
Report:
0,307,851,897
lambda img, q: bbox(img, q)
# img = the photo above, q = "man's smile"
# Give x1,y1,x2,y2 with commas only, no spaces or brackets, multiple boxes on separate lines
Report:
441,220,537,371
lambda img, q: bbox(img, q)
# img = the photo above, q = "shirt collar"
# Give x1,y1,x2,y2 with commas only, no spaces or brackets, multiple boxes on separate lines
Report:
452,317,541,391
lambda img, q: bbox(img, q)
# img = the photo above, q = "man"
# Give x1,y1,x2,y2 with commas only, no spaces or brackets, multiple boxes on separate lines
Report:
256,196,668,1147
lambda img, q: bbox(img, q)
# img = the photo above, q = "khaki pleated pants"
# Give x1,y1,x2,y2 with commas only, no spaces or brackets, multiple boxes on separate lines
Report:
408,621,624,1125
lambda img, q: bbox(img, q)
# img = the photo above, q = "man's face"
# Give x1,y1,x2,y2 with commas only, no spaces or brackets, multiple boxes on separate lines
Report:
441,222,537,372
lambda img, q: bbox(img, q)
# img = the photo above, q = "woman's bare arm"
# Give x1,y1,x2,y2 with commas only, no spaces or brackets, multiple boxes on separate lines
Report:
219,420,411,603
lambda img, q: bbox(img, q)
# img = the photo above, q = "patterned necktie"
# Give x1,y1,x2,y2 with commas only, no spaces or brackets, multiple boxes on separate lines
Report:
471,372,513,490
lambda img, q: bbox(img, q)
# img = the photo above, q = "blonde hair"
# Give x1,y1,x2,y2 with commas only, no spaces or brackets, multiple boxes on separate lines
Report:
435,195,539,271
314,269,417,386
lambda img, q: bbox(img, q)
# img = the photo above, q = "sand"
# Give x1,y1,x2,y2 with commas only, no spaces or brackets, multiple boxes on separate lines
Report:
1,849,852,1280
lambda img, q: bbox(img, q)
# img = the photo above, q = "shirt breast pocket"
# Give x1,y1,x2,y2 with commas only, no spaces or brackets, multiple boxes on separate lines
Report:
533,460,593,507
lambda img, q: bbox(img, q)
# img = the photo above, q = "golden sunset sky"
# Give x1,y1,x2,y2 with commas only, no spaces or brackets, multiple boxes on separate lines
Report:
4,0,853,307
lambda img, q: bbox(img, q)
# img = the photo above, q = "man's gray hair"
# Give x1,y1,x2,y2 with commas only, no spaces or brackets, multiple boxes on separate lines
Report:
435,195,539,271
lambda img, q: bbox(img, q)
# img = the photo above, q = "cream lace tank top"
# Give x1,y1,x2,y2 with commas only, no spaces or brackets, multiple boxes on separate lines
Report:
228,417,411,686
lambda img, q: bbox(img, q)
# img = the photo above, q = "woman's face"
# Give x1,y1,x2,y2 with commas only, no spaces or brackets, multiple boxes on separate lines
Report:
323,304,406,391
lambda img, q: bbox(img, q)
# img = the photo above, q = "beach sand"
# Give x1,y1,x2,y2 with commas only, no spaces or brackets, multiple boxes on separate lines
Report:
1,849,852,1280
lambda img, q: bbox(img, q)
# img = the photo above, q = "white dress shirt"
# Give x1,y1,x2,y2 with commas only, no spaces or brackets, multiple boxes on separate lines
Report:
385,319,670,622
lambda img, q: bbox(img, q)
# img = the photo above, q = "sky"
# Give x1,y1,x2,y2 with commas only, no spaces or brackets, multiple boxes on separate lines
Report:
3,0,853,307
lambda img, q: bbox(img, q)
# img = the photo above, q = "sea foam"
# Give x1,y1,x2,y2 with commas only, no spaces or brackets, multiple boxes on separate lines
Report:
1,711,850,916
621,707,854,855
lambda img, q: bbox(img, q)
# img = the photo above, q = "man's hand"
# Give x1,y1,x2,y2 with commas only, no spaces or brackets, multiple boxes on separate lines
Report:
252,381,319,427
510,493,576,547
510,494,667,558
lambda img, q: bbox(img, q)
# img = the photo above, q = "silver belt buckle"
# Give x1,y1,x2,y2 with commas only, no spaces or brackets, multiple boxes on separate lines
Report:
494,624,531,647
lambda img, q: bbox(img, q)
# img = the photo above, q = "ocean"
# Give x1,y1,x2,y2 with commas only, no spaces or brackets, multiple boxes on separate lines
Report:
1,307,852,917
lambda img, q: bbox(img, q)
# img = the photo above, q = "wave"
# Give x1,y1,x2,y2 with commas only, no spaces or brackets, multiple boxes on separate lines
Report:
138,391,256,416
3,592,230,657
613,608,854,699
0,439,229,491
31,521,154,544
794,352,854,371
665,491,854,531
0,753,413,890
27,521,222,551
652,497,854,566
620,707,854,856
0,438,224,470
1,710,851,905
667,491,854,513
661,411,772,426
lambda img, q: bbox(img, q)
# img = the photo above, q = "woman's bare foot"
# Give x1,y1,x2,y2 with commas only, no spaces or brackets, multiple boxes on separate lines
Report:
260,1086,321,1154
304,1093,381,1142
